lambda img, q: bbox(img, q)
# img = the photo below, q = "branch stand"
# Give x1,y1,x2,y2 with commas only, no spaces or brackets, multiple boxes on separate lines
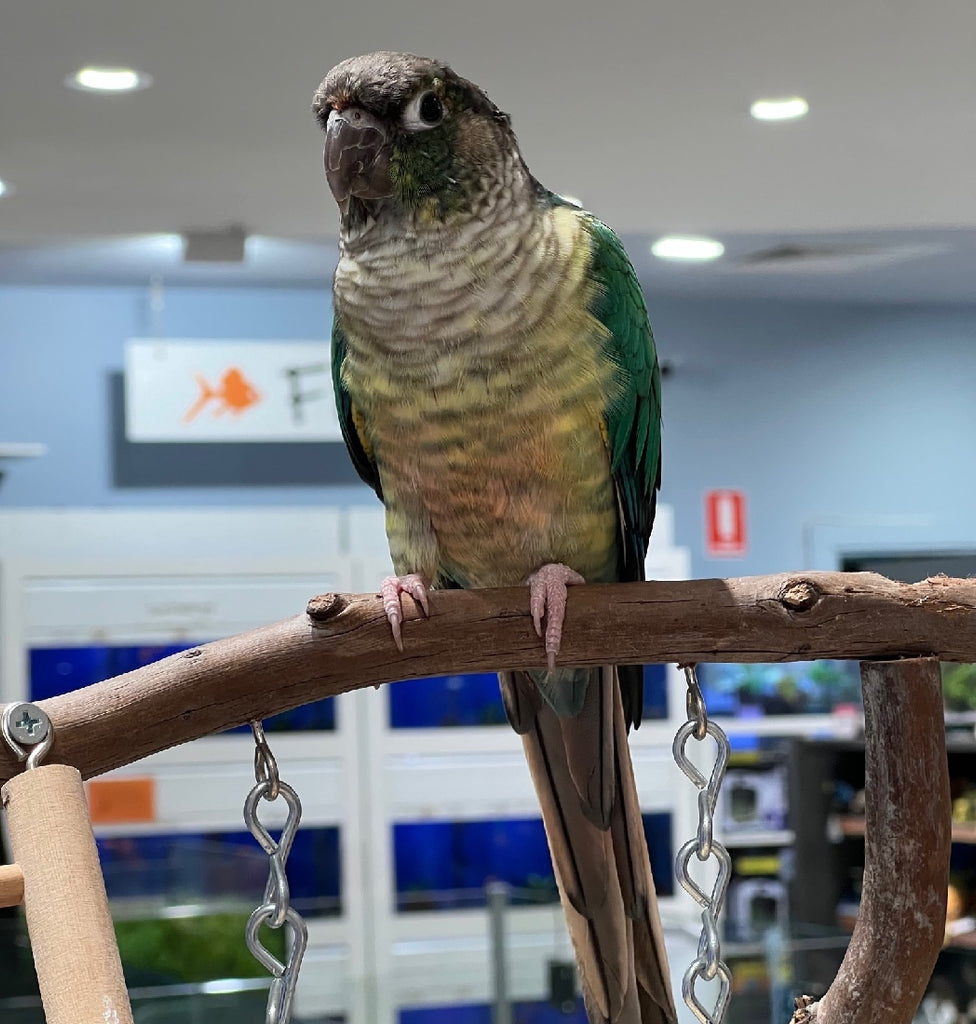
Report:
792,657,951,1024
2,758,134,1024
0,580,962,1023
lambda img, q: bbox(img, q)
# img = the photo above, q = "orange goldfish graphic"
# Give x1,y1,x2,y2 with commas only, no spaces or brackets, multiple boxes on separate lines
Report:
182,367,262,423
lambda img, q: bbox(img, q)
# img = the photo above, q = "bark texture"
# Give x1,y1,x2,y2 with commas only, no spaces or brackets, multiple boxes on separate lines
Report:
1,571,973,784
791,658,950,1023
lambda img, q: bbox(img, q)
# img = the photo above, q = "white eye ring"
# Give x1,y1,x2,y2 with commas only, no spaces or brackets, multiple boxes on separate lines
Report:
401,90,445,131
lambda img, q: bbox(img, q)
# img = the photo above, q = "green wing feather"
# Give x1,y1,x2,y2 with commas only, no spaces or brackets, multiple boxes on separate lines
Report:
585,217,662,583
585,217,663,729
540,190,662,564
331,314,383,500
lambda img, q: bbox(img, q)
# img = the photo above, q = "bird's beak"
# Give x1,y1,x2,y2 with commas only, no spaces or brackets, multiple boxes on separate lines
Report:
324,107,393,205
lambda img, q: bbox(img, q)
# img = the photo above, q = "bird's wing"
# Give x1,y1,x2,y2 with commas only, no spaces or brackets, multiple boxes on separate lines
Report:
585,215,662,583
332,315,383,500
586,216,663,729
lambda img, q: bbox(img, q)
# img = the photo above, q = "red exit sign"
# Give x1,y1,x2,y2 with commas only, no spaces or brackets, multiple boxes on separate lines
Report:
705,489,747,557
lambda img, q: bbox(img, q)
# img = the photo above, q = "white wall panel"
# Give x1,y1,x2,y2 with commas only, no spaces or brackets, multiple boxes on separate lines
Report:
92,753,345,835
21,573,340,645
293,923,350,1018
0,506,701,1024
0,508,343,566
386,750,541,821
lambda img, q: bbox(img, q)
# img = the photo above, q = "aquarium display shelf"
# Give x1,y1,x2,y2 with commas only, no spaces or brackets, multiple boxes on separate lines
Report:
721,829,795,848
834,814,976,845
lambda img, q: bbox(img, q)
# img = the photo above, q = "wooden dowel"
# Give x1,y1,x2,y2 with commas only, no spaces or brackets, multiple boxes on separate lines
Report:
2,764,133,1024
3,571,976,785
791,657,951,1023
0,863,24,907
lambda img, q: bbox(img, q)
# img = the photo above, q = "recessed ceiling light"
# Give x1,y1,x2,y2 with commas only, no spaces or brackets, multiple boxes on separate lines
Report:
651,236,725,262
66,66,152,93
0,179,9,198
750,96,809,122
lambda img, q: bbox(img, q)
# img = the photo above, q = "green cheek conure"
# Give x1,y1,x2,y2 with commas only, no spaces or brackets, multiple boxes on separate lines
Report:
314,52,671,1024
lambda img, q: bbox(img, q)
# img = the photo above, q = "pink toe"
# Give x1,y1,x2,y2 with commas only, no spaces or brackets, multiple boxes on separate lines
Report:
402,575,430,616
526,563,584,667
380,573,429,649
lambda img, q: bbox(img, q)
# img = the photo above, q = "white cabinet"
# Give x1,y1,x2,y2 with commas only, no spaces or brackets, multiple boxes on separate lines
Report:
0,507,695,1024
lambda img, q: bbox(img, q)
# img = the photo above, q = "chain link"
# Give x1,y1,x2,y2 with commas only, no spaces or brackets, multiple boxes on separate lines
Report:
252,719,281,802
244,721,309,1024
673,665,732,1024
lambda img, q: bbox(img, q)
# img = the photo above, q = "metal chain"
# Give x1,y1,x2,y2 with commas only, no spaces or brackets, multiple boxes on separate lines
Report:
673,665,733,1024
244,721,309,1024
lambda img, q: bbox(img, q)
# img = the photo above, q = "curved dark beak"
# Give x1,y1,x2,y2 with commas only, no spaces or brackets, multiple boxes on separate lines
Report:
324,107,392,205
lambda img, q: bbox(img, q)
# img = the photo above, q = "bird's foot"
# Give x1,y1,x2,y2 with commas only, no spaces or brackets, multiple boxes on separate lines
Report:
381,573,430,651
527,563,585,669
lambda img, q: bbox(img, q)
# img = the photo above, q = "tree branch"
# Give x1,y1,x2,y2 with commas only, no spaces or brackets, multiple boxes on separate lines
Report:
2,571,974,785
791,657,950,1023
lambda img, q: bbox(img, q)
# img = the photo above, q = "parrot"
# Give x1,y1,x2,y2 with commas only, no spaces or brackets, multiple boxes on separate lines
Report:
313,52,672,1024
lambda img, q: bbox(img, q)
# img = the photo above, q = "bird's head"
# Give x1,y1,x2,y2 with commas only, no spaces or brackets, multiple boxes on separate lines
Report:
313,52,524,233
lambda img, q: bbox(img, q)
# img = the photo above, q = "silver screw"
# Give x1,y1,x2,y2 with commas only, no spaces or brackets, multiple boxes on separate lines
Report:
7,704,50,746
2,702,54,769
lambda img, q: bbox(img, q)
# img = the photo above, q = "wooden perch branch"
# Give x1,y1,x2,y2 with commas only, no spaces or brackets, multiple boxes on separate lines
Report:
1,570,974,785
792,657,950,1024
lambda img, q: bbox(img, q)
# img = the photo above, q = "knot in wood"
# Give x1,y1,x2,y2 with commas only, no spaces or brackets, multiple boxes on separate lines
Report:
790,995,816,1023
307,592,347,622
779,578,822,613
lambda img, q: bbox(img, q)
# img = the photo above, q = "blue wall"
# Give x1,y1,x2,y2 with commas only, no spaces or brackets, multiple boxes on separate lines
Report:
0,284,368,509
655,298,976,577
2,282,975,577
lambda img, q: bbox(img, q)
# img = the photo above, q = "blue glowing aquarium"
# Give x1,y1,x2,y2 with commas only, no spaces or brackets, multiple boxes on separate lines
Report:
97,828,341,916
400,1000,589,1023
389,664,669,729
696,660,862,717
29,643,336,731
394,812,672,912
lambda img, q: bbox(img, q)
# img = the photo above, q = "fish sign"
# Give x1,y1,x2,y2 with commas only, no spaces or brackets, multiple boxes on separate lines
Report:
125,340,342,442
182,367,262,423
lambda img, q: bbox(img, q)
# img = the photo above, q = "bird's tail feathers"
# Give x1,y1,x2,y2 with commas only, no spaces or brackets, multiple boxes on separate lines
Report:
501,666,677,1024
611,691,676,1020
499,668,540,734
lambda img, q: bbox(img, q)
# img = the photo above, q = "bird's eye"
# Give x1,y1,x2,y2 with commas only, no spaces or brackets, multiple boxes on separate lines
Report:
402,90,445,131
419,93,443,124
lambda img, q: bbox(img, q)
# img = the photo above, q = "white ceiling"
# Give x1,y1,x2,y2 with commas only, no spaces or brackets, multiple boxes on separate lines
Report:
1,0,975,302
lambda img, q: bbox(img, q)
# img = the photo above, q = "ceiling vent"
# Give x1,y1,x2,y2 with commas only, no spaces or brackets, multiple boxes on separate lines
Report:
732,242,945,275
